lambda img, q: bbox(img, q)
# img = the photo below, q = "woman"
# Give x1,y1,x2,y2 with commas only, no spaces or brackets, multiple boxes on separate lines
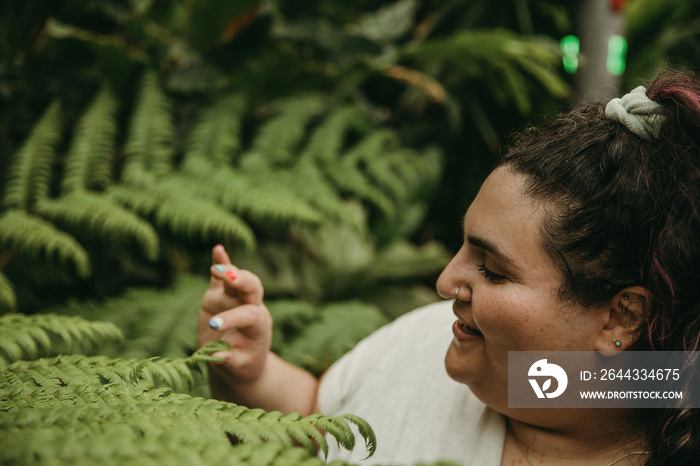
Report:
197,70,700,465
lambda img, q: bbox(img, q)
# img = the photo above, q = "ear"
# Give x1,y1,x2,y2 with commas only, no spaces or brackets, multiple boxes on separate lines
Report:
594,286,651,352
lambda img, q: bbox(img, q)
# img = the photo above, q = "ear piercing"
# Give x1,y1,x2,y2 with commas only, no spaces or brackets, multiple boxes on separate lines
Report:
455,287,460,301
622,293,628,300
615,340,622,347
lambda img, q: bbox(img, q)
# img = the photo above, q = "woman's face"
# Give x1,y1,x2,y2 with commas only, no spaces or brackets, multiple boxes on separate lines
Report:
436,167,608,416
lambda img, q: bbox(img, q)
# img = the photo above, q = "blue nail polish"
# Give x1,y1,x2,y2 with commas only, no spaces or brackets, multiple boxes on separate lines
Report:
209,317,224,329
214,265,226,274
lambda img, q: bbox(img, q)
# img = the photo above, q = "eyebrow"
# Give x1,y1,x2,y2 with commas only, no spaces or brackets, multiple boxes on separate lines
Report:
467,234,518,269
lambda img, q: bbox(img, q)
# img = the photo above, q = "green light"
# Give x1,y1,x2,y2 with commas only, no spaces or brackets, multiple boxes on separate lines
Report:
607,35,627,76
560,35,580,74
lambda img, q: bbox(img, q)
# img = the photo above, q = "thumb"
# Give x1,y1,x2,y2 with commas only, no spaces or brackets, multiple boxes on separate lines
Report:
209,350,233,365
212,244,233,266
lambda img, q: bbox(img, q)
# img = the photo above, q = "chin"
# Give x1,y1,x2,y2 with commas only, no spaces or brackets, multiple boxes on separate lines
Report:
444,341,507,411
444,341,477,385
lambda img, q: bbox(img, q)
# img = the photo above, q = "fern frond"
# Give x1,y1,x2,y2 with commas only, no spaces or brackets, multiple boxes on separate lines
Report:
322,156,396,220
275,411,326,456
231,223,376,301
267,299,318,351
0,337,376,460
2,370,373,461
240,94,326,168
0,404,362,466
383,146,442,200
184,92,247,166
340,414,378,459
368,146,443,240
301,117,397,222
187,160,322,226
366,240,449,282
122,70,175,185
109,182,255,249
342,130,404,197
3,101,62,210
35,192,160,261
47,274,208,359
402,29,569,113
0,272,16,313
185,158,323,228
1,353,204,407
0,210,90,278
285,157,365,229
156,176,256,248
0,314,122,367
61,84,118,193
302,105,369,162
278,301,388,374
303,413,356,453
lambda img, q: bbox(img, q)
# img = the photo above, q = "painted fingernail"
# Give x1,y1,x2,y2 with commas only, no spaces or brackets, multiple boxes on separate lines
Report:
214,265,226,274
226,271,238,280
209,317,224,329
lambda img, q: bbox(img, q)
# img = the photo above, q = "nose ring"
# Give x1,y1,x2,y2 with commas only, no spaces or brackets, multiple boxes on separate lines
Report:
455,287,460,302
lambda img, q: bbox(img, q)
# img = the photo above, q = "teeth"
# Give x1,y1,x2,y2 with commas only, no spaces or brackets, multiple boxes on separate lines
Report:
459,321,482,335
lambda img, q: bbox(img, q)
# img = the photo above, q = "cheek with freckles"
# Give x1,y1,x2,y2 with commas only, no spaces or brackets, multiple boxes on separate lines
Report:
476,295,550,352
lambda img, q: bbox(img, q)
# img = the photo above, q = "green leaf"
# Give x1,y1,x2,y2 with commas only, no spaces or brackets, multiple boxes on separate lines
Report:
184,92,247,166
0,273,17,314
35,192,160,261
0,211,90,279
3,101,62,210
61,84,119,193
0,314,122,366
122,70,175,185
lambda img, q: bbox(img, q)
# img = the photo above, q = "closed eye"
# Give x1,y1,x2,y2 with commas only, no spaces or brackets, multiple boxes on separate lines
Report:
477,263,507,284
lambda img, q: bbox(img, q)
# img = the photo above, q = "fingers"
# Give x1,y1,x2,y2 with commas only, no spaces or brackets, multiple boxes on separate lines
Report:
210,263,264,305
212,244,233,266
207,303,269,335
209,351,231,365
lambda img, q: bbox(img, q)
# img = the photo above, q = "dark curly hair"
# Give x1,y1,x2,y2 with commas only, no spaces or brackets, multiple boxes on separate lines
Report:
498,70,700,465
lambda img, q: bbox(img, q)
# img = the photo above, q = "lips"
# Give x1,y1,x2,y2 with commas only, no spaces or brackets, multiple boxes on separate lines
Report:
452,301,483,341
458,319,483,336
452,316,484,342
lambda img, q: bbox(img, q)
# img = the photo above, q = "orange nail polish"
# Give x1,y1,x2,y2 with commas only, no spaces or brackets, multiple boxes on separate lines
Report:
226,271,238,280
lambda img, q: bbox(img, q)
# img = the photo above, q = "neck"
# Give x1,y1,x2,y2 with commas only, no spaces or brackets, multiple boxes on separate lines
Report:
506,409,647,465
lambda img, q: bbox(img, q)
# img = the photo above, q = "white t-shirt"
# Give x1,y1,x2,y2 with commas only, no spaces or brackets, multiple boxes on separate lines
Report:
317,300,506,465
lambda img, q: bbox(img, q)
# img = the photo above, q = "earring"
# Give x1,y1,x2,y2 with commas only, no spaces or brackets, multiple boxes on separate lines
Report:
622,293,629,300
622,306,628,314
455,287,460,302
615,340,622,347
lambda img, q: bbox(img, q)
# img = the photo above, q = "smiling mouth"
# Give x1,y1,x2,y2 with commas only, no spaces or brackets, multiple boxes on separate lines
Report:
458,320,483,336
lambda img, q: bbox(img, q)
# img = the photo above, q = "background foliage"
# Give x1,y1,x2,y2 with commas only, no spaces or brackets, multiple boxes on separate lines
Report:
6,0,690,463
624,0,700,88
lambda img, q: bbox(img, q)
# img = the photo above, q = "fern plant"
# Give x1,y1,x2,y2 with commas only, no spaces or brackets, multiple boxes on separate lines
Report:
0,314,377,465
625,0,700,87
41,275,389,379
0,313,122,366
35,84,160,262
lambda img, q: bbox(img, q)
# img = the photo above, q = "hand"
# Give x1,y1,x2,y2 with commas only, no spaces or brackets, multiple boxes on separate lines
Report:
197,244,272,385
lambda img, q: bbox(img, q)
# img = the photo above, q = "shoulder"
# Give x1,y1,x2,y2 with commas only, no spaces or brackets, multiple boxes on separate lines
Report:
317,300,454,412
339,300,454,362
366,299,455,343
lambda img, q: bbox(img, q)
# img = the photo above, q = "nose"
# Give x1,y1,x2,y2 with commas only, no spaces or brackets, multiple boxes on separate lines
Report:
436,248,472,302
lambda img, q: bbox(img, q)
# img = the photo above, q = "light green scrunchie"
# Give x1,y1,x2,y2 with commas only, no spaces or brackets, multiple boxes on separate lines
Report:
605,86,667,140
